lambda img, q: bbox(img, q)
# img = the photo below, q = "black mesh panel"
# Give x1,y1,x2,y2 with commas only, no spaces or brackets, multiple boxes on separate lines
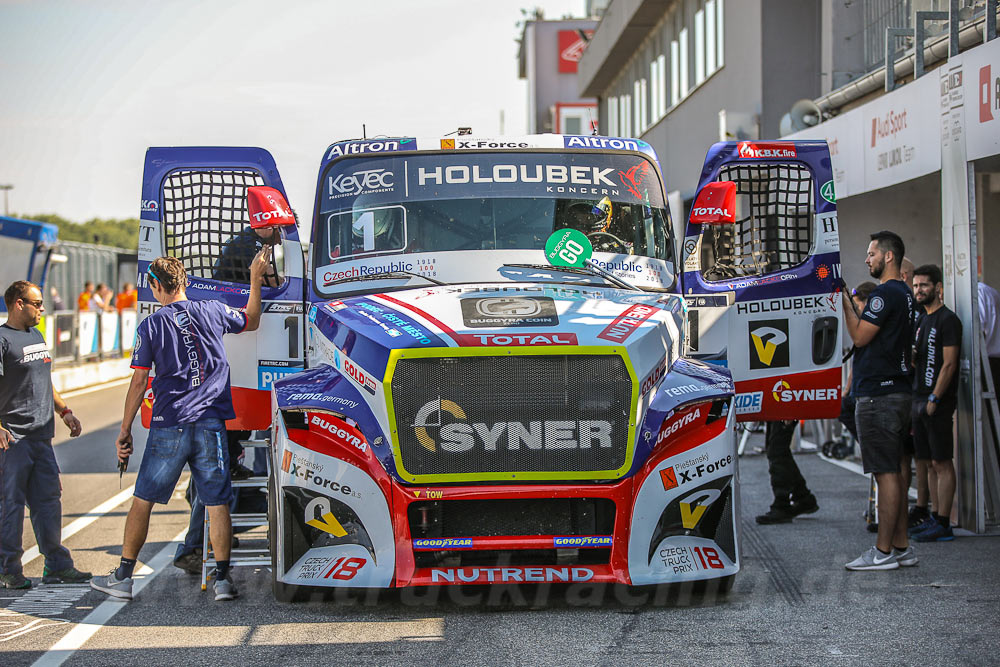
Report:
161,169,265,278
408,498,616,538
701,163,813,281
392,354,632,478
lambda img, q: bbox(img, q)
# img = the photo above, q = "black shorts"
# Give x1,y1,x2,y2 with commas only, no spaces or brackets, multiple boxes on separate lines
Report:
855,393,911,474
911,399,955,461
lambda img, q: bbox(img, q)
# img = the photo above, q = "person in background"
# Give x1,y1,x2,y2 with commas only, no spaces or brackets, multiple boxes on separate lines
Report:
76,282,95,311
908,264,961,542
755,420,819,524
1,281,90,589
49,287,66,312
842,231,916,571
96,284,115,312
116,283,137,313
838,281,878,443
979,281,1000,396
900,257,915,292
88,284,106,312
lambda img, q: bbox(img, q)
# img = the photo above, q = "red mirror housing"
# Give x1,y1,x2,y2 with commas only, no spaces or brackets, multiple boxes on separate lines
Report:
690,181,737,225
247,186,296,229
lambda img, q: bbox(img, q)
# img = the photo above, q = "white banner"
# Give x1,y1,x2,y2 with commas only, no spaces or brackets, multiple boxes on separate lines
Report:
962,38,1000,162
861,73,942,192
785,112,864,199
786,39,1000,197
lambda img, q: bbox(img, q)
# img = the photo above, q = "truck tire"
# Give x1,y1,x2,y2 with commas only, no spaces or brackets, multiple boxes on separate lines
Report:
268,474,302,603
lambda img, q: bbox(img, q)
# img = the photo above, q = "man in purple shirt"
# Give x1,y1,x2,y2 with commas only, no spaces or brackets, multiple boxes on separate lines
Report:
91,247,269,601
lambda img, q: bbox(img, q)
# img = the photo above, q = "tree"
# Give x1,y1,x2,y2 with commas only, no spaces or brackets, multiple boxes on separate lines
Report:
23,214,139,250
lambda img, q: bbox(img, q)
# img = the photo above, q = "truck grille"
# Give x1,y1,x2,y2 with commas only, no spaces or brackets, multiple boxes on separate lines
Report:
390,353,634,481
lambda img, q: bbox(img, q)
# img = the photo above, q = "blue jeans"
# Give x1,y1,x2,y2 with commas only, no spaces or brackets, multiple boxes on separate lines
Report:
135,419,232,506
0,437,73,575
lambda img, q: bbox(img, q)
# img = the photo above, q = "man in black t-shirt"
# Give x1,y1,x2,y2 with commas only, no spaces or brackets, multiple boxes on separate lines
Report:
842,231,916,571
909,265,961,543
0,281,90,589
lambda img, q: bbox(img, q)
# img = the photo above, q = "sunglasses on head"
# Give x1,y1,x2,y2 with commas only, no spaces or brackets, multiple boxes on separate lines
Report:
147,266,161,286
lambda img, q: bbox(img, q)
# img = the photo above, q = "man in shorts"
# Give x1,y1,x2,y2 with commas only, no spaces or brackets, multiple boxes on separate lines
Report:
909,264,961,542
842,231,915,571
91,248,269,601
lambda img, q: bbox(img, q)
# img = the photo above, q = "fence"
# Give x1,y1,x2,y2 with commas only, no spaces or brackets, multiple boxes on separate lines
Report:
34,309,137,365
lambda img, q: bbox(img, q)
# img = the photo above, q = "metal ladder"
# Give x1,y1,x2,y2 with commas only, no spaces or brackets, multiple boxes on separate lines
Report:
199,437,271,591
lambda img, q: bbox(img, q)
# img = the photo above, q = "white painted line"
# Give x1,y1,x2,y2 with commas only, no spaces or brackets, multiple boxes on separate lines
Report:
31,527,187,667
60,377,132,399
21,486,136,567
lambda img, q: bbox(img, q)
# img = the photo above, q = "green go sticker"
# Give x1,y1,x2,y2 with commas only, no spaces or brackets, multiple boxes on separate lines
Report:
820,180,836,203
544,228,593,268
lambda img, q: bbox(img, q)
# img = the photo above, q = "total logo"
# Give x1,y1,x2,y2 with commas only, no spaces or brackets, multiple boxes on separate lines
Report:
251,192,293,224
328,168,394,198
691,207,731,217
465,332,577,346
771,380,838,403
333,348,377,395
412,398,613,453
738,142,797,159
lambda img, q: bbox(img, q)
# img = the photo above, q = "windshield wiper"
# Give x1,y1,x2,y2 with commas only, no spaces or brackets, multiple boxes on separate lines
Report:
501,262,644,292
324,271,448,287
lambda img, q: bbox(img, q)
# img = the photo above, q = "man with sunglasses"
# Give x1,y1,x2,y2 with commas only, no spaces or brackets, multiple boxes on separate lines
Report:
91,249,269,602
0,281,90,589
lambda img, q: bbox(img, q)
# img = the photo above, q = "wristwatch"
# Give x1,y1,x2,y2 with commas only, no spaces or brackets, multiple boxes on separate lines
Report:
928,394,938,404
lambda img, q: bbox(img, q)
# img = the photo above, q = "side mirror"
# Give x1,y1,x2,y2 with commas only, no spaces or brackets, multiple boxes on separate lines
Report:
247,186,296,229
690,181,737,225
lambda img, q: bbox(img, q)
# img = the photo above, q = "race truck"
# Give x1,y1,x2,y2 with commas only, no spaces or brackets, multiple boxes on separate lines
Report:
134,136,841,599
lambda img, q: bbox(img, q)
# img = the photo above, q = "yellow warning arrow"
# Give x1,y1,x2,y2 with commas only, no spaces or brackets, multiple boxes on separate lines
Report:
680,502,708,530
306,512,347,537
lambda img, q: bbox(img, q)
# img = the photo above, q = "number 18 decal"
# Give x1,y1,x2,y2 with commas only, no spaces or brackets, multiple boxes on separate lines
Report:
323,556,366,580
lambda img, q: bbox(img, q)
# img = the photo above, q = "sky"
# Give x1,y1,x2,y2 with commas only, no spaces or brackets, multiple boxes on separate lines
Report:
0,0,585,222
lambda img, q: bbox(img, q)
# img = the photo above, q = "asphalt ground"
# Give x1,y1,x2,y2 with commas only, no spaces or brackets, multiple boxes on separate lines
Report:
2,384,998,666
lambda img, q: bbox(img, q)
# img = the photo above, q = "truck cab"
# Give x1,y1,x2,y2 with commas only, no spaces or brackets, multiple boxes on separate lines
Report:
134,135,840,597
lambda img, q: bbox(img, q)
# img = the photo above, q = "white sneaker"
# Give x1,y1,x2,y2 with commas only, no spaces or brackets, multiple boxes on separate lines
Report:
214,574,238,601
893,545,918,567
845,546,899,571
90,569,134,600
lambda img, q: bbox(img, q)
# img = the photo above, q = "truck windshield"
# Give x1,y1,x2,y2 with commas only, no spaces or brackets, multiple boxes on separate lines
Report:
314,151,673,289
